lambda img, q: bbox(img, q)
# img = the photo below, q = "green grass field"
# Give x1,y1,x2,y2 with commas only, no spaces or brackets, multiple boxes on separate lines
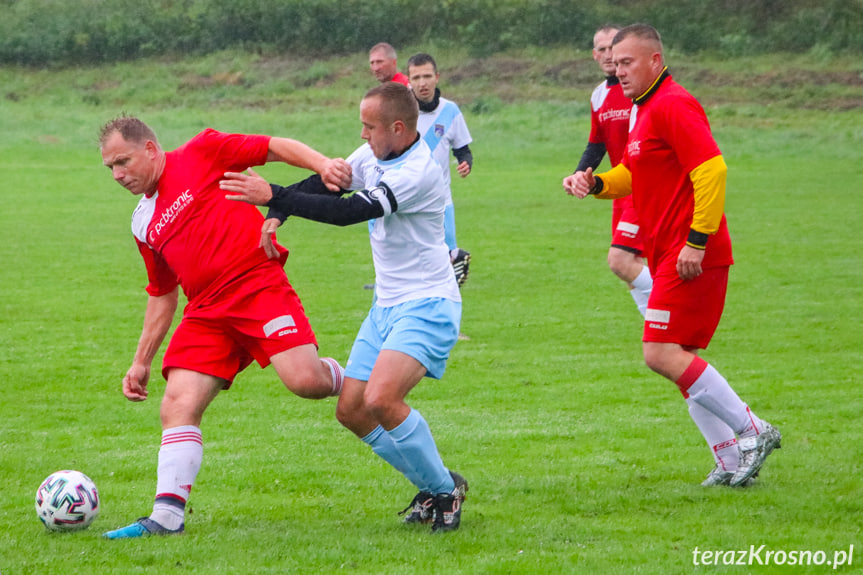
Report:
0,49,862,574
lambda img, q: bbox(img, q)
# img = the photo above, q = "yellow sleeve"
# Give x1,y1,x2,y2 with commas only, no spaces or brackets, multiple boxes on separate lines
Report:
593,163,632,199
689,155,727,235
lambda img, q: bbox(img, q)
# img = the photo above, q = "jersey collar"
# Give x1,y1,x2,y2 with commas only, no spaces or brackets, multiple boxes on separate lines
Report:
381,133,422,163
417,88,441,113
633,67,670,106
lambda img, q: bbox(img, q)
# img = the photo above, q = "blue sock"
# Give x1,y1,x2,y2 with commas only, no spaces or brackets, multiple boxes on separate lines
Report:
388,409,455,494
444,204,458,252
361,425,410,475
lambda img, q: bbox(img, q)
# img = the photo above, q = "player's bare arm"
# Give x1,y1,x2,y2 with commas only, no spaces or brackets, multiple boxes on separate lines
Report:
124,288,179,402
266,137,351,191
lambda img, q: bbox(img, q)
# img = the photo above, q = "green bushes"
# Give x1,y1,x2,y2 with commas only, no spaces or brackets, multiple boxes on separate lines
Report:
1,0,860,66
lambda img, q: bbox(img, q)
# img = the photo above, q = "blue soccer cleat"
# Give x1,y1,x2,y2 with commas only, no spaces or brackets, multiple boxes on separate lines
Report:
102,517,184,539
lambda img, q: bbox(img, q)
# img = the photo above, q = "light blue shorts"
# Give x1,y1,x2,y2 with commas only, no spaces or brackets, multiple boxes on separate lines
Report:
345,297,461,381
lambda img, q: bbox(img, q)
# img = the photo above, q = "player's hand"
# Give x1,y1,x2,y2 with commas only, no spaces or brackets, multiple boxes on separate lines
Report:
677,244,705,280
221,168,273,205
259,217,282,260
564,168,595,198
456,161,471,178
320,158,352,191
122,363,150,402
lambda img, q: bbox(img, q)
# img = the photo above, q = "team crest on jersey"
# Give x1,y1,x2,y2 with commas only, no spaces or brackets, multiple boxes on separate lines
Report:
434,124,445,137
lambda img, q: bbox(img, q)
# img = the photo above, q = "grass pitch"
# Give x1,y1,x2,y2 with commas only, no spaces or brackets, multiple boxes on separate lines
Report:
0,50,861,574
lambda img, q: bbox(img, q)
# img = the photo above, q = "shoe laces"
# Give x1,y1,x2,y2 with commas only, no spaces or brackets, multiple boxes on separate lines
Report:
398,492,433,516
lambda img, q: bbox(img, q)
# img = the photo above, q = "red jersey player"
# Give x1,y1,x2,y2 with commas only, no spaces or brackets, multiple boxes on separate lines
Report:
100,116,350,539
571,25,780,487
369,42,410,86
564,24,652,317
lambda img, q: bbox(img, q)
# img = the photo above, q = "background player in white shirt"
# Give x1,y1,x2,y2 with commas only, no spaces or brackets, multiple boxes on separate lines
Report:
407,52,474,287
221,83,468,532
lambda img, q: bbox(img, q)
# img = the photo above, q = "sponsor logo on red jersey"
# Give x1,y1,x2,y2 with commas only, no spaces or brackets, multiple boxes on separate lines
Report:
149,190,194,243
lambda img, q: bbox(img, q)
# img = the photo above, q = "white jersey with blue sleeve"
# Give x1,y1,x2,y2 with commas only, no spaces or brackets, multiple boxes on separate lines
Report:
416,97,472,204
346,138,461,308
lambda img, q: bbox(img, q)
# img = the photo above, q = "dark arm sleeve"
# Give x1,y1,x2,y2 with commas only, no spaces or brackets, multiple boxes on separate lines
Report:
264,174,344,223
453,145,473,168
574,142,607,173
267,181,398,227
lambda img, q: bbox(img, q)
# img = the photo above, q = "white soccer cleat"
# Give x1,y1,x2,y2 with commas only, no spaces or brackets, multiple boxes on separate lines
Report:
701,466,734,487
730,423,781,487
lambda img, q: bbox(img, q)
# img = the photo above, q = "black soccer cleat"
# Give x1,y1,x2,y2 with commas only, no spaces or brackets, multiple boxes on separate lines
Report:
451,249,471,287
398,491,435,524
432,471,468,533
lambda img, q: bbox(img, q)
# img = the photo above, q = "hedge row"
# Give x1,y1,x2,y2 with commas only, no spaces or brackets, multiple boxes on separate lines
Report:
1,0,861,66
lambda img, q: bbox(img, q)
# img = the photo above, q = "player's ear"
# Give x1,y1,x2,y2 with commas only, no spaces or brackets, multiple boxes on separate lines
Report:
145,139,160,158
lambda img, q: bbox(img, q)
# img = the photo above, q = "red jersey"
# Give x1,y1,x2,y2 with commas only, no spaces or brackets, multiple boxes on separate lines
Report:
589,78,632,167
623,75,733,272
131,129,287,303
589,78,636,216
391,72,410,86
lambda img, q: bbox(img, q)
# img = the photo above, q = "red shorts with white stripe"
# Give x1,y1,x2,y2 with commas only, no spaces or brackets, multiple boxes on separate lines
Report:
643,264,729,350
610,200,645,255
162,263,317,384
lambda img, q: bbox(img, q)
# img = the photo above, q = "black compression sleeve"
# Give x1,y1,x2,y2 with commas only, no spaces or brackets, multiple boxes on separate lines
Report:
267,182,397,226
453,145,473,168
575,142,607,173
264,207,288,224
265,175,342,224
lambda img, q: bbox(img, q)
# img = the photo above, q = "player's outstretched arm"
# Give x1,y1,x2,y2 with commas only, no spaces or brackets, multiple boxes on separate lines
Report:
267,137,351,191
222,168,273,205
123,288,178,402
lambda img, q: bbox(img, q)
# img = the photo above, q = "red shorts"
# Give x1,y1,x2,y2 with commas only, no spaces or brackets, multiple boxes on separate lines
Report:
610,199,645,255
162,264,317,384
643,264,729,350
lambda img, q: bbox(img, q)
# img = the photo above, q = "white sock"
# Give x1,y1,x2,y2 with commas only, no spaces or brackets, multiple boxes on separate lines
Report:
321,357,344,396
686,398,739,471
151,502,185,531
687,364,765,438
151,426,202,530
629,265,652,317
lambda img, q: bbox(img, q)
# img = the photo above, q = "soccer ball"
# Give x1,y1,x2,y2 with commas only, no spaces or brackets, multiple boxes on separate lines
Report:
35,470,100,532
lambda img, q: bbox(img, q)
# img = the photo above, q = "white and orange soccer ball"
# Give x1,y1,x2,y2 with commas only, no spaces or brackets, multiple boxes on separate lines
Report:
35,470,100,532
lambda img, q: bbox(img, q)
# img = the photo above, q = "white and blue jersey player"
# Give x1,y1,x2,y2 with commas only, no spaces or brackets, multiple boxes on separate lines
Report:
220,82,469,532
407,52,474,287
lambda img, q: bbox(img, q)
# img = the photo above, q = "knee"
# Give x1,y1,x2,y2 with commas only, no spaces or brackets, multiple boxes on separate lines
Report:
159,391,201,428
335,400,356,428
281,362,330,399
607,249,630,281
363,384,401,423
335,394,375,437
642,343,666,376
